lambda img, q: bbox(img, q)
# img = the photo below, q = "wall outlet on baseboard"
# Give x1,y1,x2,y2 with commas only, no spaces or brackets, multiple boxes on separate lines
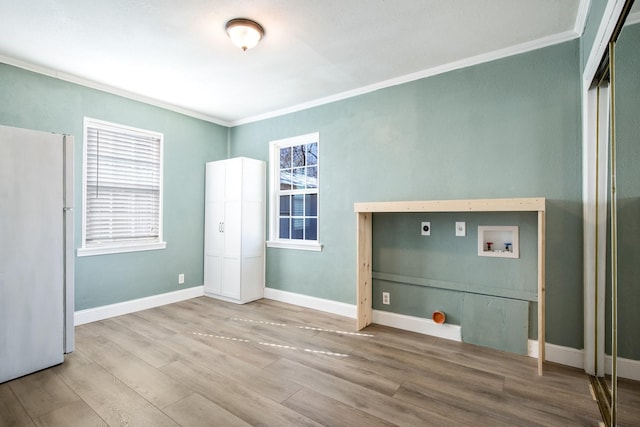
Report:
382,292,390,305
178,273,185,285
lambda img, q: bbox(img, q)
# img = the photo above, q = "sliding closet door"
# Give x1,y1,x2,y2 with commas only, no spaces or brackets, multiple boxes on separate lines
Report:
612,17,640,426
584,41,618,427
584,2,639,426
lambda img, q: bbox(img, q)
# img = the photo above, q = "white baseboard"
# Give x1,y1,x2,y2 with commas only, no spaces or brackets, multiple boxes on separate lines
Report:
527,340,585,368
372,310,462,342
546,342,585,368
606,355,640,382
526,341,640,381
264,288,463,342
74,286,204,326
263,287,357,318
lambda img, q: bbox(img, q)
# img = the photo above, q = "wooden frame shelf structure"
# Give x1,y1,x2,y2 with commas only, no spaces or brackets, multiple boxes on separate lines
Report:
354,197,546,375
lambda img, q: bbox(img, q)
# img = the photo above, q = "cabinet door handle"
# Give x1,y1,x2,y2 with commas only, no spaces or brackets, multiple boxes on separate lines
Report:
220,222,224,232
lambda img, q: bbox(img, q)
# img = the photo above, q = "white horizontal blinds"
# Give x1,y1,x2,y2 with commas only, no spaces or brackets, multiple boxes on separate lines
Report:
85,123,161,245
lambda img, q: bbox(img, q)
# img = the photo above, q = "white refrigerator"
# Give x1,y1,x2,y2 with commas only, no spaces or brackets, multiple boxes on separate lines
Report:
0,124,75,383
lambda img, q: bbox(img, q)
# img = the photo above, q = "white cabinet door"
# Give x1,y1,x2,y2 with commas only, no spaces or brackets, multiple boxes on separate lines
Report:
222,157,242,253
222,199,241,299
204,162,225,295
222,257,241,299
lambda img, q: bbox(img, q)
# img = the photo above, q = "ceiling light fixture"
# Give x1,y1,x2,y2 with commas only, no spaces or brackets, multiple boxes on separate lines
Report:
225,18,264,52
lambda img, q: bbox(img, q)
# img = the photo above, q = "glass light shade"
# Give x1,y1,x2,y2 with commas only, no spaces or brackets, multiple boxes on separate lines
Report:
225,19,264,51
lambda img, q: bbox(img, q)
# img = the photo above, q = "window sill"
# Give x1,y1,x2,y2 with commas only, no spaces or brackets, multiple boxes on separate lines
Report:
77,241,167,257
266,240,323,252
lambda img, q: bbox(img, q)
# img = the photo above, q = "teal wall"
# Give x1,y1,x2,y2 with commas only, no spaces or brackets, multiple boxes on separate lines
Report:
372,212,539,343
612,22,640,360
230,40,584,349
0,63,228,310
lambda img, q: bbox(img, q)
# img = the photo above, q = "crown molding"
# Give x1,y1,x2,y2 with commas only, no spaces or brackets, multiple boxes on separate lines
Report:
0,54,231,127
231,30,580,127
583,0,627,85
574,0,592,36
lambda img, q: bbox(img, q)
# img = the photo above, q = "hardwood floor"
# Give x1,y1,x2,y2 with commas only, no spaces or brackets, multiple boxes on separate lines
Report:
1,297,607,426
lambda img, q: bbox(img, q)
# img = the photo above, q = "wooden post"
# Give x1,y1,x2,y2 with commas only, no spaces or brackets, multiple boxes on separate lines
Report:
356,212,372,330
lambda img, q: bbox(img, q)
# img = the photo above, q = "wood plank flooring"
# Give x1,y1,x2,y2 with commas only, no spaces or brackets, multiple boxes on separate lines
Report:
0,297,613,426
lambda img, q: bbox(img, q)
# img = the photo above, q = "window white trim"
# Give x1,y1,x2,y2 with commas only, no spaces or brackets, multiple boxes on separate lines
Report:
267,132,322,251
77,241,166,257
79,117,166,256
266,240,322,251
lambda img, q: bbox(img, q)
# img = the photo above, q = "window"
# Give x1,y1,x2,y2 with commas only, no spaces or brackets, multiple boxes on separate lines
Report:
78,118,166,256
267,132,321,251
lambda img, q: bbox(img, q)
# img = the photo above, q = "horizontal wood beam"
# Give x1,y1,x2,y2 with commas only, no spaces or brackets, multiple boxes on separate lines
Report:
354,197,545,213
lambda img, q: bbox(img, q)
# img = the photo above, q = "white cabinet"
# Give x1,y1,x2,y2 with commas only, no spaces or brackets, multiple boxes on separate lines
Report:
204,157,265,303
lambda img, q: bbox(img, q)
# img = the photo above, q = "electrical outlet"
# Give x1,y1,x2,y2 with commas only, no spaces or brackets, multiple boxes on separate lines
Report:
178,273,185,285
382,292,390,305
421,221,431,236
455,221,466,237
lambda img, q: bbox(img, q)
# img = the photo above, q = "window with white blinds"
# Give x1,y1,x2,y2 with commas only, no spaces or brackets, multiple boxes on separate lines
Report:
78,118,166,256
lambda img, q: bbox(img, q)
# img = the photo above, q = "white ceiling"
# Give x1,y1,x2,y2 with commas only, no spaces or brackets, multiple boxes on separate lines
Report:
0,1,591,125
